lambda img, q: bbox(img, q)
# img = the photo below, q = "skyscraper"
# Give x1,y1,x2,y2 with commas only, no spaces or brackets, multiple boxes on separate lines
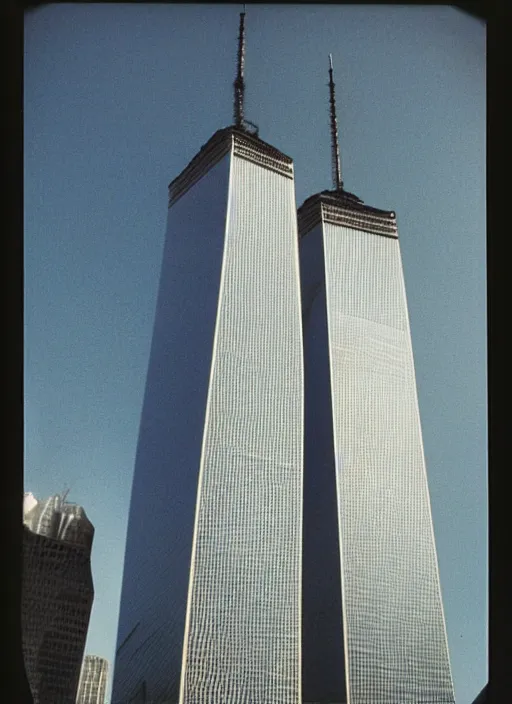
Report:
22,493,95,704
300,57,455,703
76,655,109,704
113,12,304,704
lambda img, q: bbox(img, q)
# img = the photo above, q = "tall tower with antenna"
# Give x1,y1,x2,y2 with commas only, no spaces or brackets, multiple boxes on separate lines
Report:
112,10,303,704
299,57,456,704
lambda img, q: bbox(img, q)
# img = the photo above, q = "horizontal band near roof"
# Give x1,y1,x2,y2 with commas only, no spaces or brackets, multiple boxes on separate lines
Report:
169,127,294,206
298,190,398,238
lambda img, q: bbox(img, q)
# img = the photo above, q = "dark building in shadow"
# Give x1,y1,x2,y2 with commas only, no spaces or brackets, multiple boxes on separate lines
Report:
471,683,488,704
22,493,95,704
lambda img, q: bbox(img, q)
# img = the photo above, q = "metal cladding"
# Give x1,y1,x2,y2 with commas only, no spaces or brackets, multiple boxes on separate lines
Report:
76,655,109,704
113,129,303,704
22,494,94,704
299,194,456,704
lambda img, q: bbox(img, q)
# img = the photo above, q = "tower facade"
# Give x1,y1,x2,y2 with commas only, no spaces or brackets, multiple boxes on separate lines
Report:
22,493,95,704
299,190,455,703
76,655,109,704
113,126,304,704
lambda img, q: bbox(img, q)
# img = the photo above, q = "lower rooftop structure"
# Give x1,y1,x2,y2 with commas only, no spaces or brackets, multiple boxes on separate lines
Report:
297,189,398,240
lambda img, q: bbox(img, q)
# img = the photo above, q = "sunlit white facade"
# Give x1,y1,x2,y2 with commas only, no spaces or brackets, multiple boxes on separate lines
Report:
113,127,303,704
299,191,455,704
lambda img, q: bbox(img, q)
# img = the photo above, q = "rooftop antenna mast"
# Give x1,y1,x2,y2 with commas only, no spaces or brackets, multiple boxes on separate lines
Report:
233,6,258,135
233,6,247,129
328,54,343,191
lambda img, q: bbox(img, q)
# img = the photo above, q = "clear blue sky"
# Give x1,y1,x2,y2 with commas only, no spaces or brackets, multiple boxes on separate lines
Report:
24,5,486,703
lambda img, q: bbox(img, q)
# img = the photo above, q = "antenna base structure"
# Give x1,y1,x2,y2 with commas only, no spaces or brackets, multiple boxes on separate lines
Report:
328,54,344,192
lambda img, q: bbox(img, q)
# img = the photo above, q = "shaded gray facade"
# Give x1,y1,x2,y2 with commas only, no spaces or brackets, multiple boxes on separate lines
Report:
113,127,303,704
300,207,346,704
22,493,95,704
299,191,455,704
76,655,109,704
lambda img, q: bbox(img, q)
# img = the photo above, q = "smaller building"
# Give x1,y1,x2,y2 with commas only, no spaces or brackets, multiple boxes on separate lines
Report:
76,655,109,704
22,492,95,704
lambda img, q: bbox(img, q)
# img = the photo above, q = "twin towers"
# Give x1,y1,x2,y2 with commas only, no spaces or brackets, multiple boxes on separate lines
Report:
113,11,455,704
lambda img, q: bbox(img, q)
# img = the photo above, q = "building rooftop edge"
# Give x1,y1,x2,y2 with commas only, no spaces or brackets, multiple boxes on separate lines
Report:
23,493,95,548
168,126,294,206
299,189,396,218
297,189,398,239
